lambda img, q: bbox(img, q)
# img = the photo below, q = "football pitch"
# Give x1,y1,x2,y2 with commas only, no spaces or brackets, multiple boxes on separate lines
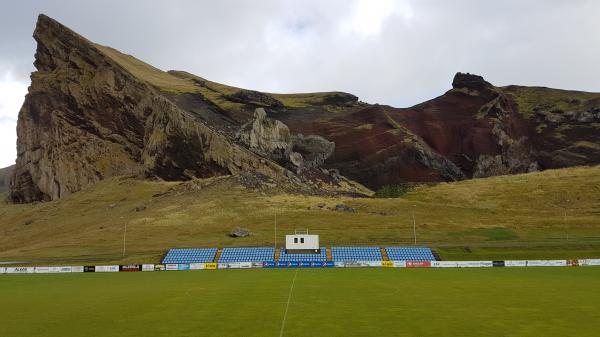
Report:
1,268,599,337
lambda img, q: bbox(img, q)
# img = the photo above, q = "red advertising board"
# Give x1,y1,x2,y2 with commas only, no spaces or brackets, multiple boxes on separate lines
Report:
406,261,431,268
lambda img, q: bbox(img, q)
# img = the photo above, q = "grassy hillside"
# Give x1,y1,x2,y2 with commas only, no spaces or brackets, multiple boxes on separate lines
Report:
1,166,599,264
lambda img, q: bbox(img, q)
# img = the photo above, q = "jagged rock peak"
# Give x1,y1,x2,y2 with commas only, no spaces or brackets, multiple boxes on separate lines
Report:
452,72,493,91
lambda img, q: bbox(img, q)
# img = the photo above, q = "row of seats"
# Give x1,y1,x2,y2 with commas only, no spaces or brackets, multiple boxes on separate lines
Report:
386,247,435,261
162,248,217,263
219,247,275,262
331,246,382,262
163,246,437,263
279,247,327,261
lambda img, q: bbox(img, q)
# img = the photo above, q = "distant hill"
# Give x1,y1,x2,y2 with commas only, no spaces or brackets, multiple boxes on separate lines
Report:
0,165,599,264
9,14,600,203
0,165,14,193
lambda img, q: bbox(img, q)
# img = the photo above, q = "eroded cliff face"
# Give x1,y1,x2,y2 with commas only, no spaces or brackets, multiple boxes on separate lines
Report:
10,15,290,202
10,15,600,201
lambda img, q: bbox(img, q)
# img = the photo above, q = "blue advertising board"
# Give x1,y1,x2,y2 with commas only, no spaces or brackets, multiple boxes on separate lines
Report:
177,264,190,270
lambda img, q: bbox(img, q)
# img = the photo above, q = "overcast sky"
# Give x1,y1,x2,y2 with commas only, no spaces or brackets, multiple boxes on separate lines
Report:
1,0,599,167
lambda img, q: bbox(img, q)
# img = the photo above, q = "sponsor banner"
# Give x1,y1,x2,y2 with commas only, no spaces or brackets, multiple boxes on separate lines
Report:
189,263,205,270
334,262,345,268
392,261,407,268
276,261,300,268
177,264,190,271
579,259,600,266
154,264,166,271
142,264,155,271
95,265,119,272
0,267,5,274
406,261,431,268
381,261,394,268
251,262,263,269
343,261,382,268
455,261,493,268
505,260,527,267
239,262,252,269
262,261,276,268
6,267,34,274
204,263,217,270
71,266,84,273
34,267,50,273
49,266,72,273
218,262,242,269
525,260,567,267
431,261,458,268
165,264,179,271
493,261,505,267
120,265,142,272
84,266,95,272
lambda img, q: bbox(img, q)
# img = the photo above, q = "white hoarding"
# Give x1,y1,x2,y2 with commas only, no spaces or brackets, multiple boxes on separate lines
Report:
431,261,459,268
34,267,50,273
95,265,119,272
525,260,567,267
505,260,528,267
165,264,179,271
392,261,407,268
71,266,84,273
142,264,155,271
580,259,600,266
189,263,205,270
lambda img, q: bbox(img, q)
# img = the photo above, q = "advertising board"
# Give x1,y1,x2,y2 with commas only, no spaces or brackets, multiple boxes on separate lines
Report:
204,263,217,270
34,267,50,273
189,263,205,270
165,264,179,271
525,260,567,267
579,259,600,266
154,264,166,271
71,266,84,273
505,260,527,267
142,264,155,271
431,261,458,268
406,261,431,268
84,266,95,272
95,265,119,272
177,264,190,271
120,265,142,272
382,261,394,268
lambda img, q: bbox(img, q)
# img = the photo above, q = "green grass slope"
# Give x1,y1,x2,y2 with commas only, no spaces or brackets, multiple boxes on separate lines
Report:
0,166,599,264
0,268,599,337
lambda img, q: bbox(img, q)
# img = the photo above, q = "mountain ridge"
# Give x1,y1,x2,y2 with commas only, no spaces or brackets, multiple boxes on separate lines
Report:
8,14,600,202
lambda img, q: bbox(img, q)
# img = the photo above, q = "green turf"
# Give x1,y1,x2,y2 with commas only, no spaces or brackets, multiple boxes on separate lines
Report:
0,268,599,337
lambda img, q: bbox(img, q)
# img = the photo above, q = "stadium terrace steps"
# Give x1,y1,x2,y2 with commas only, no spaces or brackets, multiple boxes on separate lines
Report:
380,247,389,261
274,248,280,262
213,248,223,263
326,247,332,261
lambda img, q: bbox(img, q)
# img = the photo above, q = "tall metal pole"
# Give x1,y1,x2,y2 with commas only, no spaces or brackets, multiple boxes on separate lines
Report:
412,205,417,245
122,221,127,258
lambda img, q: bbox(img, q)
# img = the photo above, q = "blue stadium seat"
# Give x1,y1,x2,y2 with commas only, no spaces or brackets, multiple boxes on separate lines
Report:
331,247,382,262
218,247,275,263
162,248,218,264
279,247,326,261
385,247,435,261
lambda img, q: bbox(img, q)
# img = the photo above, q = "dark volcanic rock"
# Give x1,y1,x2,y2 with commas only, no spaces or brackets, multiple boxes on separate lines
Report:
452,72,493,91
9,15,600,202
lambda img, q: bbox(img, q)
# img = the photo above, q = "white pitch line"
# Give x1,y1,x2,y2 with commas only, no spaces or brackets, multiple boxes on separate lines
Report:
279,269,299,337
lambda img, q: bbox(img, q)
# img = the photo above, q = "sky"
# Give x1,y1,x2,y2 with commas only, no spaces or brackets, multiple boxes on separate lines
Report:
1,0,600,167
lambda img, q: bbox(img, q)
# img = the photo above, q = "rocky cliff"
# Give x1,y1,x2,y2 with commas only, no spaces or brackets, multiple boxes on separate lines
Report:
9,15,600,202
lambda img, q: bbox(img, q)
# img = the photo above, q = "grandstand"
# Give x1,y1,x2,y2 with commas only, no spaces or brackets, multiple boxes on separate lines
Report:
161,246,436,264
331,246,382,261
279,247,327,261
385,247,436,261
218,247,275,262
162,248,217,264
